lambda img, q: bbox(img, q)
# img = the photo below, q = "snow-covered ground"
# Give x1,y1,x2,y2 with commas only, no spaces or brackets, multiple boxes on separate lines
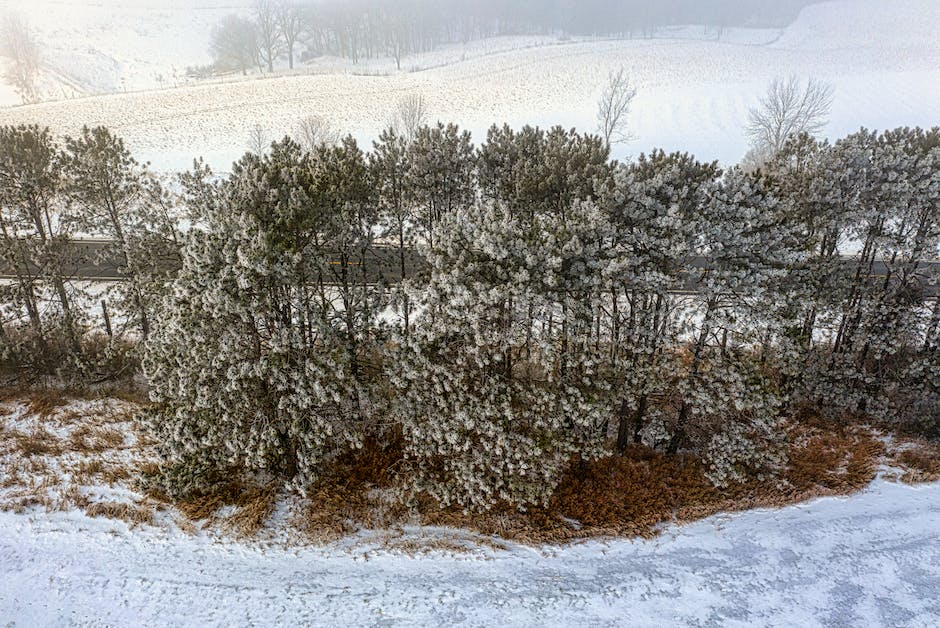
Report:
2,0,939,171
1,478,938,626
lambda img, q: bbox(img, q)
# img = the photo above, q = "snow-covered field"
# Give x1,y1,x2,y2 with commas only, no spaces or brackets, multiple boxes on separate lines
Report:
1,479,938,626
2,0,939,170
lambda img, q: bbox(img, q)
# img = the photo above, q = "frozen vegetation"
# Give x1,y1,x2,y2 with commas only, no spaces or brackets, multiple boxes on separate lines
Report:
0,0,938,624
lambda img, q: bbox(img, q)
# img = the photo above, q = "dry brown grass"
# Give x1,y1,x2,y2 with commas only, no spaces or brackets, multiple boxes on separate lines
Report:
888,440,940,484
12,426,63,457
282,416,890,545
784,418,885,495
70,459,105,483
0,385,147,420
24,390,72,418
412,418,888,544
221,485,278,537
0,387,920,547
172,480,279,536
84,501,156,527
300,438,409,543
68,424,126,453
0,389,163,528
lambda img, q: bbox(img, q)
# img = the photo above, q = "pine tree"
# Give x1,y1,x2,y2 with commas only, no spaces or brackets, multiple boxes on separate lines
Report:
144,138,385,496
62,126,181,339
392,195,612,510
405,123,476,249
0,125,84,363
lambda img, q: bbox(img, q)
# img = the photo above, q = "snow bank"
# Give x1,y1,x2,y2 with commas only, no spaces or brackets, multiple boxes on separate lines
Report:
1,478,938,626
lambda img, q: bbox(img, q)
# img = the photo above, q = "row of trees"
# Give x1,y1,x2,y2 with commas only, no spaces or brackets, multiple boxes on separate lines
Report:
1,120,937,510
208,0,818,75
0,125,179,376
139,123,939,509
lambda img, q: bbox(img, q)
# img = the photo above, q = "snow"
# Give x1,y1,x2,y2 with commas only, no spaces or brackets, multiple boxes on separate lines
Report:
2,0,939,171
1,478,938,626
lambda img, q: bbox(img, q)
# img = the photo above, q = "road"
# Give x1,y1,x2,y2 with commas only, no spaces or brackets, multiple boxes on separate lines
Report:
0,239,938,297
1,479,938,625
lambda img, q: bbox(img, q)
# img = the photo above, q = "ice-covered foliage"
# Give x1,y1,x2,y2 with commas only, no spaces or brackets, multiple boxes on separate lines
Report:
63,126,181,338
5,120,939,507
765,128,940,430
392,194,613,509
143,138,387,496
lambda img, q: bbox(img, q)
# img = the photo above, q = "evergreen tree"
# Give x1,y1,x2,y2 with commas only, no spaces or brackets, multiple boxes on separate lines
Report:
405,123,476,248
393,195,612,510
62,126,181,339
0,125,82,361
144,138,385,496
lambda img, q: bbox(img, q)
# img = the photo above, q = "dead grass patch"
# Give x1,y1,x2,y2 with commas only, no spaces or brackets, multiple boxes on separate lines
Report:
68,425,126,453
417,417,888,544
24,391,72,418
888,440,940,484
84,500,155,527
101,464,133,485
0,385,147,416
173,479,279,536
300,438,409,543
12,427,63,457
784,418,885,495
221,485,278,537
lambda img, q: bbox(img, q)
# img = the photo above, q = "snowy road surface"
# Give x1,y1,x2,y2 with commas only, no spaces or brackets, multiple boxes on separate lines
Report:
1,479,939,627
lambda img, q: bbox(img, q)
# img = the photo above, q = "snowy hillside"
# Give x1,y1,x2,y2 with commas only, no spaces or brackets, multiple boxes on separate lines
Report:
0,0,250,103
2,479,938,625
2,0,939,170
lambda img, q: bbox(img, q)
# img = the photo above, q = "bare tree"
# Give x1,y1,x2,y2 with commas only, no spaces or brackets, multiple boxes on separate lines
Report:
597,67,637,146
276,1,303,70
1,14,41,102
248,124,269,154
254,0,286,73
391,94,428,142
747,75,834,156
209,15,257,76
296,115,340,150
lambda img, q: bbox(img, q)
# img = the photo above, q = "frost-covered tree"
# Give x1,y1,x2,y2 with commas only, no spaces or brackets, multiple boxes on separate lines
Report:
601,155,796,483
144,138,386,497
1,14,41,103
254,0,286,73
478,125,610,219
405,122,476,248
372,128,417,333
248,124,270,155
62,126,181,339
667,168,798,483
802,128,940,425
391,94,428,142
393,196,612,510
600,151,721,451
296,115,340,151
745,76,833,169
596,67,637,147
0,125,81,353
276,0,304,70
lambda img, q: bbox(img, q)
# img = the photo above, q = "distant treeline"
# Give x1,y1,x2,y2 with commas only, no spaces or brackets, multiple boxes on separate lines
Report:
207,0,822,75
304,0,819,60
